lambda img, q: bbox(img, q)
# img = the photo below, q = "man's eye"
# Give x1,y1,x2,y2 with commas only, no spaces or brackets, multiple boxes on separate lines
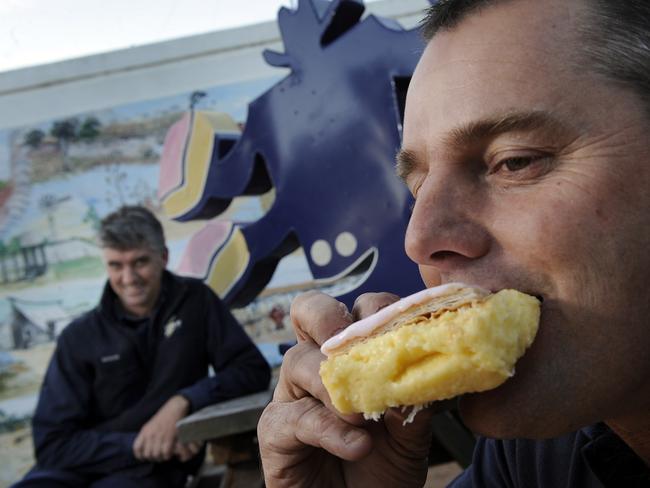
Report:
488,153,552,179
502,157,534,171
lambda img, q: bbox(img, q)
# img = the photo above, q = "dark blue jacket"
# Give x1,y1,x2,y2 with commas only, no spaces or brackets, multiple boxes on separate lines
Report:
31,271,271,476
450,423,650,487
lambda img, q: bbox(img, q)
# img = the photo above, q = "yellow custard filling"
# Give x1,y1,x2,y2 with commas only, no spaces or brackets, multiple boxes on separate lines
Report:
319,289,540,416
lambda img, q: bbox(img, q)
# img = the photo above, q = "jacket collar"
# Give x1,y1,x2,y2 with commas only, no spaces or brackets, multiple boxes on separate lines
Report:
581,423,650,487
97,270,188,323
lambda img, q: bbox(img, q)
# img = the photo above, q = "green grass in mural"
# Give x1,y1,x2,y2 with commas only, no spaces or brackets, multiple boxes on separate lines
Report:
52,256,105,280
0,372,40,402
0,256,105,293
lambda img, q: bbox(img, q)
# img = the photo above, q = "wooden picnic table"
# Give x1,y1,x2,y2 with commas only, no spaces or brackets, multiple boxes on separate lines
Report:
177,386,275,444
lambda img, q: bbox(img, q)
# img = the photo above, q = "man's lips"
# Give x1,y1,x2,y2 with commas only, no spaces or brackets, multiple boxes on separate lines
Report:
122,287,146,297
438,279,546,305
472,284,544,303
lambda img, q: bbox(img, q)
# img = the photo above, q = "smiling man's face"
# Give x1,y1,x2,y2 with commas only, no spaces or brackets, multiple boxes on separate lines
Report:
103,246,168,318
400,0,650,439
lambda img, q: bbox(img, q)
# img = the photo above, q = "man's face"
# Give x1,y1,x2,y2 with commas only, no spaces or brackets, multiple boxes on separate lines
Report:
401,0,650,438
103,246,168,317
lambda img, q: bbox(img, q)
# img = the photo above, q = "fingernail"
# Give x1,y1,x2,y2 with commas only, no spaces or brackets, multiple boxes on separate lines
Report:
343,429,365,446
339,303,353,321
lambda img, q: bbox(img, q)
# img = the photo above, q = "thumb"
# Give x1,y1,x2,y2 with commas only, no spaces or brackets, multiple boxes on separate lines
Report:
383,406,436,457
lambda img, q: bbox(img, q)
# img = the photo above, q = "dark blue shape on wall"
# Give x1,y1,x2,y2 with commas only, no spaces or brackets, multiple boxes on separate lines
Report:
161,0,433,308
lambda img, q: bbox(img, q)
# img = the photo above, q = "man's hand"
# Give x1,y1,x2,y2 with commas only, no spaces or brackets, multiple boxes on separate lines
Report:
133,394,195,463
258,291,436,488
174,440,203,463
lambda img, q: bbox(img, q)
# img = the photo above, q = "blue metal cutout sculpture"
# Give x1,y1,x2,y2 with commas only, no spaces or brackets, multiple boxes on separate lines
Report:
159,0,431,308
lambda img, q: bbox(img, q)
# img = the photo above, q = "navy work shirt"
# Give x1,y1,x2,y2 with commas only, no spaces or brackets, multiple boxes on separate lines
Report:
450,423,650,487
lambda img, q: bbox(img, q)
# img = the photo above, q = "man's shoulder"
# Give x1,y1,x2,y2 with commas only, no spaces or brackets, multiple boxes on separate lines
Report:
166,271,217,300
58,307,102,341
175,273,208,290
454,426,609,487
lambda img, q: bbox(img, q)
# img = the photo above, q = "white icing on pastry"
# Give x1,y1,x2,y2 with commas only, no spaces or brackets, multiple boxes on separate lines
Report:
321,283,488,356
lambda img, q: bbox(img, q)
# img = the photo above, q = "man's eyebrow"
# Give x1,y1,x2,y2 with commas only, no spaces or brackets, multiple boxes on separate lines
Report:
444,110,570,151
395,111,570,183
395,148,420,183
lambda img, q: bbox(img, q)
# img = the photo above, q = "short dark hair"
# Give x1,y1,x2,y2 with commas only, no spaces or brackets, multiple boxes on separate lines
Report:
421,0,501,39
99,205,166,252
421,0,650,113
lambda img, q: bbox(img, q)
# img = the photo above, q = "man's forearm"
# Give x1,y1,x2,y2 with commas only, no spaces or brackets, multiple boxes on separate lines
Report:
34,425,140,475
179,359,271,412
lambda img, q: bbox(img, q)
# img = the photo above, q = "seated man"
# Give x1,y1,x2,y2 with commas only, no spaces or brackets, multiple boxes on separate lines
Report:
14,205,271,488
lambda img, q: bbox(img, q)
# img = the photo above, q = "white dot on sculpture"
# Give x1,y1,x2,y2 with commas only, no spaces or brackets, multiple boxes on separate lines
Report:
311,240,332,266
335,232,357,257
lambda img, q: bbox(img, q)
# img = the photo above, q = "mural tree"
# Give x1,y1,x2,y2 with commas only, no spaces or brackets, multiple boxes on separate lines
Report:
23,129,45,150
50,118,79,171
189,91,207,110
78,117,102,143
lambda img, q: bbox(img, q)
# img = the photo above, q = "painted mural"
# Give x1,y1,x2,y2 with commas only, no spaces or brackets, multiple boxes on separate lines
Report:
0,76,301,485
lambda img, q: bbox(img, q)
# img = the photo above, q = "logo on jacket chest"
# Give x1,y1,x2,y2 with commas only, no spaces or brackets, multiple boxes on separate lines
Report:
164,316,183,338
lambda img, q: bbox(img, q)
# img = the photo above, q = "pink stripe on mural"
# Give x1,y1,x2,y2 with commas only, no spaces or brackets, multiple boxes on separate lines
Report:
176,219,233,278
158,112,191,199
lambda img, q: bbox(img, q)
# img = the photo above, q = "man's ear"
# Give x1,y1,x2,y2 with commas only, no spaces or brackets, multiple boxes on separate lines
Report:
162,247,169,267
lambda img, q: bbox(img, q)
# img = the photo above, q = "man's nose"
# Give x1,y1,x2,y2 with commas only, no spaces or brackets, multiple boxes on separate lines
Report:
404,173,491,274
121,265,138,285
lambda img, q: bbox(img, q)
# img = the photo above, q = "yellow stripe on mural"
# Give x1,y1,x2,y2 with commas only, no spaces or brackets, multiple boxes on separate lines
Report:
162,111,240,219
206,224,250,299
